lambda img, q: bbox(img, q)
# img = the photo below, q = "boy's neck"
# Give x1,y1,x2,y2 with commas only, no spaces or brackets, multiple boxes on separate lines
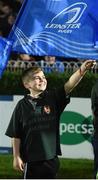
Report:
29,91,43,98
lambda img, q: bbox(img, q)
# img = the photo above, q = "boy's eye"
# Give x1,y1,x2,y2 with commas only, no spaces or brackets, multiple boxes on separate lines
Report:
32,76,46,80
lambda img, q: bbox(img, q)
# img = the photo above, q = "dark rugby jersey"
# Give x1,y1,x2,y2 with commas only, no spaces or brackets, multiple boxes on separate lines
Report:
5,86,70,162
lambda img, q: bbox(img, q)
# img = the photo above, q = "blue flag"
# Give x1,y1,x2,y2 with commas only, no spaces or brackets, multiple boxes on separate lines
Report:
0,36,12,77
9,0,98,59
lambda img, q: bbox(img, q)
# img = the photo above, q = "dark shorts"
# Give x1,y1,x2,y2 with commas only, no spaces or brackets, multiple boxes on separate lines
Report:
24,156,60,179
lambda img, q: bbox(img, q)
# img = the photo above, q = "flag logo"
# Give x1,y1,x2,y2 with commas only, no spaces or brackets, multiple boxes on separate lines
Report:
50,2,87,24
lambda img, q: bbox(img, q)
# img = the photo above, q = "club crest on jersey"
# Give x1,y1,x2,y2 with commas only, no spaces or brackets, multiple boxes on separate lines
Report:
43,105,51,114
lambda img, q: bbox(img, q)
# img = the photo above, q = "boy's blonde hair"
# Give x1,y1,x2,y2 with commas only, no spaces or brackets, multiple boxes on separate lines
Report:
22,66,42,84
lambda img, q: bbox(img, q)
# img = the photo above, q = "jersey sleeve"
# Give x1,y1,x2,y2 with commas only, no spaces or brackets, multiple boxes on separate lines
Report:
54,85,70,115
5,101,22,138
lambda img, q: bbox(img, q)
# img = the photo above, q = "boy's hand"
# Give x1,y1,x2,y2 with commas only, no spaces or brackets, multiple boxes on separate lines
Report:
80,60,96,73
13,156,25,172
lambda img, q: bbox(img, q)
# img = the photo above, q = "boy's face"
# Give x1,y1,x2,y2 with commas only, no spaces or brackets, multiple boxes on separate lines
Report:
25,71,47,93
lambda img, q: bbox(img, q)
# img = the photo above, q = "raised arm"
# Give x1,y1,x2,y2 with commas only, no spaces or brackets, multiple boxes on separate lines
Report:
64,60,96,94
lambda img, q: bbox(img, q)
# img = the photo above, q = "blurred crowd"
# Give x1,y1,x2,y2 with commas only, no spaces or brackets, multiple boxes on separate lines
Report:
0,0,22,37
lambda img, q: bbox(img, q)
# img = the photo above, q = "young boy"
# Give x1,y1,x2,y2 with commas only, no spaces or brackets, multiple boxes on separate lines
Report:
5,60,95,179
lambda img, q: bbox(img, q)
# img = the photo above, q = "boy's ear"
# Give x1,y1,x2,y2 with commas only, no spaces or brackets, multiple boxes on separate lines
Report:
23,82,30,89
